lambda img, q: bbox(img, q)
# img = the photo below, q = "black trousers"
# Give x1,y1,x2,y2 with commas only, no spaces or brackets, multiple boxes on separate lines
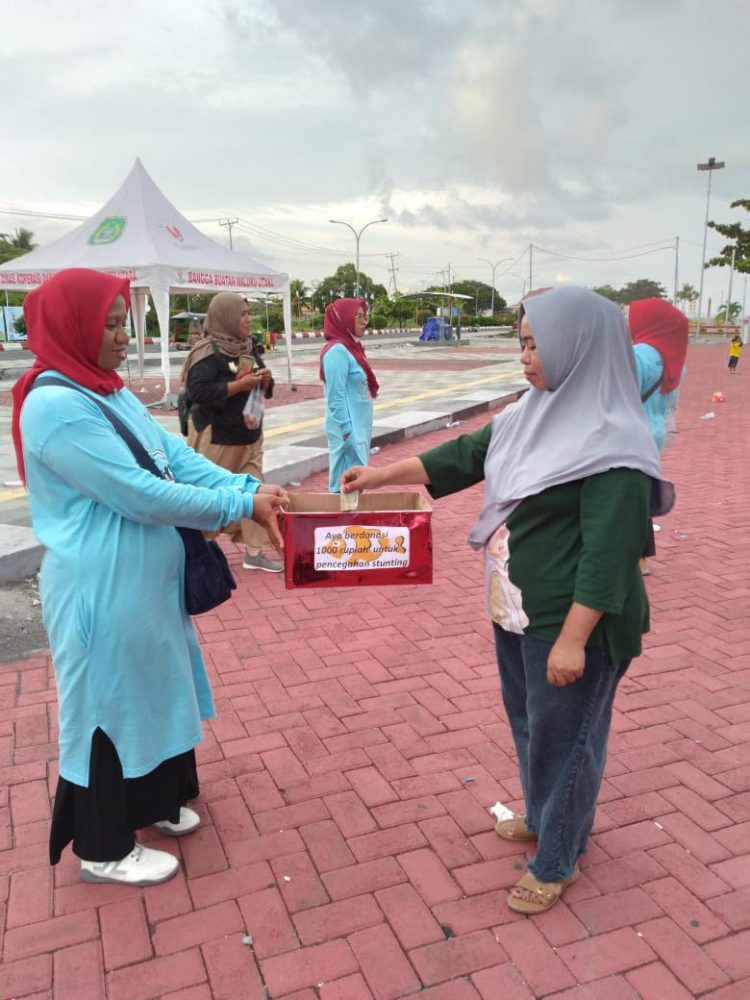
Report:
49,728,199,864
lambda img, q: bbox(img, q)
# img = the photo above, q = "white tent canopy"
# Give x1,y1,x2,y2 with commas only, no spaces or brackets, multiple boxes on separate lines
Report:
0,158,293,394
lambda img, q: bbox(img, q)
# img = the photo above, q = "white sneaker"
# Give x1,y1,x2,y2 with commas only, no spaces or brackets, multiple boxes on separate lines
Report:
80,843,179,886
153,806,201,837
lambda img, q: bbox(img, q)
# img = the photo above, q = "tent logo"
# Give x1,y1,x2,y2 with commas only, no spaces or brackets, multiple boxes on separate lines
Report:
88,217,127,245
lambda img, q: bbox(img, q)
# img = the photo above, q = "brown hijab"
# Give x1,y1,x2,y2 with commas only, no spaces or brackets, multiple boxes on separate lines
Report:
180,292,250,380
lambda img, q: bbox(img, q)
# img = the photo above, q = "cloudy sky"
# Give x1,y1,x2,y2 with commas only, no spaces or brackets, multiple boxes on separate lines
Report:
2,0,749,311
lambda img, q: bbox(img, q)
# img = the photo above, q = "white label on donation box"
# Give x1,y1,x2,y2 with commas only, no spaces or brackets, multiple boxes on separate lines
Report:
313,525,411,571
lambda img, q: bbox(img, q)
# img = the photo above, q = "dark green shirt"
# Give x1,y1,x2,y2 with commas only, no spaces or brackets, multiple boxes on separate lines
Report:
420,422,650,664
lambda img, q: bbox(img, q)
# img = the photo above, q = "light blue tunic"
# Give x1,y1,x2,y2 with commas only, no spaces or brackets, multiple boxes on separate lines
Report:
322,343,374,492
21,374,260,786
633,342,680,452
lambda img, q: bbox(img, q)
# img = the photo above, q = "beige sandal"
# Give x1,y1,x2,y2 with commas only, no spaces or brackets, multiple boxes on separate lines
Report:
506,866,580,914
494,814,538,842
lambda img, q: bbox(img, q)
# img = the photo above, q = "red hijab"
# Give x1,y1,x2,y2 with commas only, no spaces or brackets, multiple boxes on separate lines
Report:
629,298,688,394
319,298,379,399
11,268,131,482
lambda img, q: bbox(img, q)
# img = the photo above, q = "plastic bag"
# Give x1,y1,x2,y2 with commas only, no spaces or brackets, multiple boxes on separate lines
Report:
242,385,265,430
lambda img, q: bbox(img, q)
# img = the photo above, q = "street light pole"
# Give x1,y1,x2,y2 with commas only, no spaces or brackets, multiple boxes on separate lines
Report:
695,157,725,337
508,273,528,298
329,218,389,297
725,244,737,324
477,257,512,315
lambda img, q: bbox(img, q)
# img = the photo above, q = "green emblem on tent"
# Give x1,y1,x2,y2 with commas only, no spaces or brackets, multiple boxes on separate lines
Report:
88,217,127,245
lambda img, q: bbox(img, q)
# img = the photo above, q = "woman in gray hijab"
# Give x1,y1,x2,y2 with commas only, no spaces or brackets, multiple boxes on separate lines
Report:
342,286,662,915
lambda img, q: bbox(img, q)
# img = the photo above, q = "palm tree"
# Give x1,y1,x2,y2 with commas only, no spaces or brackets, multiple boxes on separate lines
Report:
0,227,37,264
677,283,698,314
10,227,36,251
715,301,741,324
289,279,307,319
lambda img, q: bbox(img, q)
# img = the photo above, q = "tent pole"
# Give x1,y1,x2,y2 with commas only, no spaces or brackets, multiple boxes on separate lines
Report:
131,289,147,379
151,286,172,405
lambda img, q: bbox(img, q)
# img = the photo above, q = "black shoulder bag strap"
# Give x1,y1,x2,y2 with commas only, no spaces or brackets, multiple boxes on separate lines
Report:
31,375,237,614
33,375,164,478
640,374,663,403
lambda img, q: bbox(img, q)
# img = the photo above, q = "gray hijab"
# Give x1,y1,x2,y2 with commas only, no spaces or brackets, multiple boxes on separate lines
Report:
469,286,662,548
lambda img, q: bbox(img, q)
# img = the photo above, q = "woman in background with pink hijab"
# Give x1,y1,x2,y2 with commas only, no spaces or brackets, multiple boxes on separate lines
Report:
319,298,379,492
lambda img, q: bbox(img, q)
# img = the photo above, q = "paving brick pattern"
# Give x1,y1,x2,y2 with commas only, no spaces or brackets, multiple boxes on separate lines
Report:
0,344,748,998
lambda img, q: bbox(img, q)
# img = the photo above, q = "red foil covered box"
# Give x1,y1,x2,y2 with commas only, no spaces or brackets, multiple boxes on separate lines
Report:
283,491,433,589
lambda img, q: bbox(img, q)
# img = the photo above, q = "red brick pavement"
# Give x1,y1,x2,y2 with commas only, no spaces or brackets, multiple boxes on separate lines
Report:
1,343,748,999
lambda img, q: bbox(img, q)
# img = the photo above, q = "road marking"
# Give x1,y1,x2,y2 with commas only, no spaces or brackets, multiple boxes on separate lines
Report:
0,487,27,504
0,366,524,501
265,368,523,438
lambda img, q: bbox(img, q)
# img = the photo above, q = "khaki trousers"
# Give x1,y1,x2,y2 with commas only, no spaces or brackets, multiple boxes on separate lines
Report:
187,422,269,551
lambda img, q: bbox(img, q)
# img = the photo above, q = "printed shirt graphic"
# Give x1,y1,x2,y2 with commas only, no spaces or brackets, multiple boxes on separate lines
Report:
484,524,529,634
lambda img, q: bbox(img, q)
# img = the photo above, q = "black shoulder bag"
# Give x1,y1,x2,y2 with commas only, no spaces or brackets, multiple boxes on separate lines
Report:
33,377,236,615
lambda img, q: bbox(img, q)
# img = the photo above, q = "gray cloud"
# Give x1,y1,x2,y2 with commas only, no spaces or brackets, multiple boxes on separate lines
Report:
1,0,748,302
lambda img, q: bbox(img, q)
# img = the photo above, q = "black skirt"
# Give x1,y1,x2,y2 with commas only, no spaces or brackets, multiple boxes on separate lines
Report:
50,728,199,864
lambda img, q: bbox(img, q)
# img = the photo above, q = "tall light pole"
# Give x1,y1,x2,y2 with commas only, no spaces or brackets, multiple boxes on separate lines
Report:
329,217,389,297
507,273,528,300
477,257,512,315
695,157,725,337
725,244,737,323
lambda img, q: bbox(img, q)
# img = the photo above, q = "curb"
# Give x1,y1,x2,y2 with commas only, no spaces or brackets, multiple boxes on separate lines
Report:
262,388,525,487
0,524,44,584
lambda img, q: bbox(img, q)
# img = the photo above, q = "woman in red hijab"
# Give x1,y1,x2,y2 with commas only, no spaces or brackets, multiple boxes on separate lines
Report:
628,297,688,572
14,269,286,888
319,297,379,492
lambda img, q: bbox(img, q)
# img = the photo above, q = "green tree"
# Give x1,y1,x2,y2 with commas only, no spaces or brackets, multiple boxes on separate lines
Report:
706,199,750,274
451,279,506,313
618,279,667,303
170,293,213,314
387,294,415,329
592,284,623,303
312,264,387,310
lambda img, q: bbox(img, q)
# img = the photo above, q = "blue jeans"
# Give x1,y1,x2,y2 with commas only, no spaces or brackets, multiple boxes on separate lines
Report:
493,625,630,883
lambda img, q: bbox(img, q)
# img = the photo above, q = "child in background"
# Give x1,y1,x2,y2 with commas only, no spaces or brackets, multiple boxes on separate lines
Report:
728,334,742,372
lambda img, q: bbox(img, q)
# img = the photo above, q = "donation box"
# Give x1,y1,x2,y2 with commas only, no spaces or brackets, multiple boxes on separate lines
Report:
283,492,433,589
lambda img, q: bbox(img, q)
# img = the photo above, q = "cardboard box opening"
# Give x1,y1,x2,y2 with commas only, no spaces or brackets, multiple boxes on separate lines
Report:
286,491,431,514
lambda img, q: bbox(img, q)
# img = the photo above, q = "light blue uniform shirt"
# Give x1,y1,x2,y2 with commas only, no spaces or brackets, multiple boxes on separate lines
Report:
21,374,260,785
322,343,374,492
634,342,679,452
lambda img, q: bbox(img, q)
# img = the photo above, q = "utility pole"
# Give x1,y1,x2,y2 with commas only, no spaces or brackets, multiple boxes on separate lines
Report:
528,243,533,293
385,252,400,294
673,236,680,305
726,244,737,323
219,217,238,249
695,157,725,337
